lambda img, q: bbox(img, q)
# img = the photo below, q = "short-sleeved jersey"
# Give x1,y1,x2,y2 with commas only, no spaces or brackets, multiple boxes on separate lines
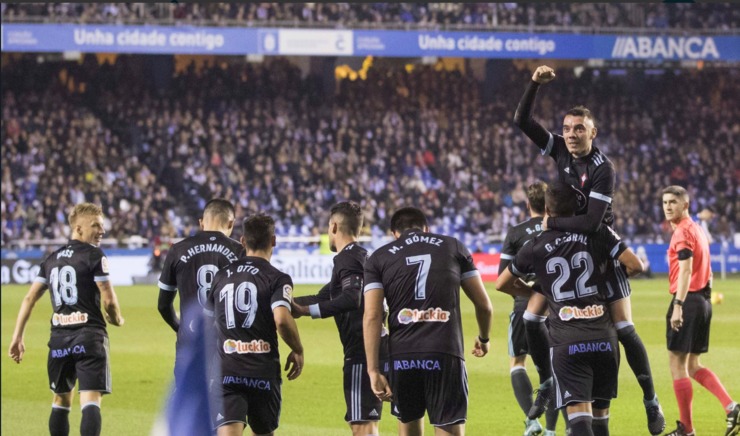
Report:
158,231,243,336
207,256,293,379
668,217,712,294
294,243,371,359
363,230,479,359
34,240,110,333
510,226,626,346
499,216,544,282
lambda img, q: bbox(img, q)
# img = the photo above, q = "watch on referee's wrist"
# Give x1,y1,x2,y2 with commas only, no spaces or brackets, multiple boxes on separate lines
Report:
478,335,490,344
673,299,684,306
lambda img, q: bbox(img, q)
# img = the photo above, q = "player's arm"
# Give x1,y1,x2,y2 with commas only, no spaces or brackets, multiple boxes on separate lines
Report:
461,274,492,357
617,248,645,277
274,306,304,380
495,268,534,298
292,283,330,318
547,195,609,234
305,270,363,320
8,281,47,363
363,286,392,401
670,255,693,331
498,232,516,276
157,289,179,332
513,65,556,151
97,280,124,326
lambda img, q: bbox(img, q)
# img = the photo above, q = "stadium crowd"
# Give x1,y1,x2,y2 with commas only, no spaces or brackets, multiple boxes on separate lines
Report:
2,2,738,31
1,54,737,249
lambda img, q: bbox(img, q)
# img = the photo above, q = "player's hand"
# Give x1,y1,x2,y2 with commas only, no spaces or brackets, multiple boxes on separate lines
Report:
285,351,303,380
472,336,490,357
9,338,25,364
541,214,549,231
671,305,683,331
369,371,392,402
532,65,556,84
290,302,308,319
105,313,124,327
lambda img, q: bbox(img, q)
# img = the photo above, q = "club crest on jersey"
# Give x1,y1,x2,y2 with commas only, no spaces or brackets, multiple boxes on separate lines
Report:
580,173,588,187
52,311,88,326
223,339,271,354
559,305,605,321
397,307,450,324
572,187,588,212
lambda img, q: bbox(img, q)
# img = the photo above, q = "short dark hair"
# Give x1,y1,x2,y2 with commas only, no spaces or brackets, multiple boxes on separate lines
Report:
390,207,428,234
204,198,235,225
330,201,363,237
662,185,689,203
565,105,597,128
242,214,275,251
526,181,547,215
545,182,579,218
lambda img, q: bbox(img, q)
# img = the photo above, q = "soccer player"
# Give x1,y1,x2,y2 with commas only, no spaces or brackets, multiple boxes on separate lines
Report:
157,198,243,373
207,213,304,436
499,181,564,436
292,201,387,436
661,186,739,436
363,206,492,436
496,182,645,436
8,203,125,436
513,64,665,435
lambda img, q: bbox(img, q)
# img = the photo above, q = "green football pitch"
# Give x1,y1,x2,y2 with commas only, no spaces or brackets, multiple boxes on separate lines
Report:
3,278,739,435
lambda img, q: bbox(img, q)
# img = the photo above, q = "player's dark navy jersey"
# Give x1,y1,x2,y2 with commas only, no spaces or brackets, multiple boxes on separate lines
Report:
207,256,293,379
510,226,627,346
515,81,616,231
34,240,110,333
158,231,243,337
364,230,479,359
294,243,374,359
499,216,544,284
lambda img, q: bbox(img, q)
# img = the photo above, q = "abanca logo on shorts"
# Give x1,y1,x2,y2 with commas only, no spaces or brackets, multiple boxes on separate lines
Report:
223,339,271,354
558,305,604,321
397,307,450,324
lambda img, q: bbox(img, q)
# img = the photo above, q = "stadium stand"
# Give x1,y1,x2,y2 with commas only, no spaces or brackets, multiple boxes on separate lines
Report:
2,3,738,32
1,53,737,250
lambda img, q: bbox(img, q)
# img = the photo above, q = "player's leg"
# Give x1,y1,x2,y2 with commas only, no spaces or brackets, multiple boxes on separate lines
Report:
50,392,74,436
592,401,610,436
246,379,281,436
399,419,424,436
346,360,381,436
79,391,102,436
609,294,664,435
523,307,553,420
76,332,112,436
217,423,246,436
566,403,594,436
48,334,77,436
427,354,467,436
669,351,694,435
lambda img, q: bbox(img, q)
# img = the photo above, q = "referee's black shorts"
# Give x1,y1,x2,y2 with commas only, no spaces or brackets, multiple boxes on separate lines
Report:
666,288,712,354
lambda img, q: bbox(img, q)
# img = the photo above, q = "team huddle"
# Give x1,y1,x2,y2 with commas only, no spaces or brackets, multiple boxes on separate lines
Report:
8,66,739,436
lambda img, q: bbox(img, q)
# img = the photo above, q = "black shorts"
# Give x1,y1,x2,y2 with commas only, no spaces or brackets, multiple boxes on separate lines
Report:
508,298,529,357
605,260,632,304
213,376,281,434
551,338,619,409
666,290,712,354
389,353,467,426
343,359,384,423
47,329,111,394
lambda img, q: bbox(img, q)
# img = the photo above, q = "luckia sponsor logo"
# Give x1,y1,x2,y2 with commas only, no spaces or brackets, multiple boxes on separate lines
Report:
223,339,271,354
559,305,604,321
397,307,450,325
52,311,88,326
